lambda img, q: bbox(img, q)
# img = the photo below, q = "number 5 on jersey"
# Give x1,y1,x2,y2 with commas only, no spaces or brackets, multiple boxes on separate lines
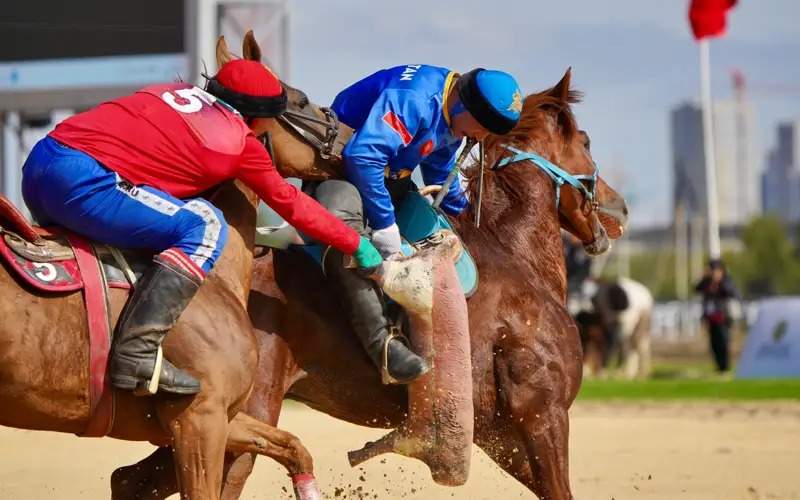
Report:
161,87,217,114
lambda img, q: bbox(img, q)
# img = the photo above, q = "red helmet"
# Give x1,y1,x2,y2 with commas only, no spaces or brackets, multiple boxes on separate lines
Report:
206,59,287,117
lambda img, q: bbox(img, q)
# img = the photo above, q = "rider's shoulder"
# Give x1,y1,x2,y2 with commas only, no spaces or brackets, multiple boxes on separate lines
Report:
383,65,451,89
138,83,249,155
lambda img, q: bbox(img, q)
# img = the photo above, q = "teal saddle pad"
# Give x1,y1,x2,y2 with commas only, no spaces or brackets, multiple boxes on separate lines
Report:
297,192,478,297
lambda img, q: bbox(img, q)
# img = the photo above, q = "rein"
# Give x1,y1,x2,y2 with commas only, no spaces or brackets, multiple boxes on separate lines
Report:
432,137,477,209
493,145,599,211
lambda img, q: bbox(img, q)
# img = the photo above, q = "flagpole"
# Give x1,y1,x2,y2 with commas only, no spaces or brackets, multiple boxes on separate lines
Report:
699,38,721,259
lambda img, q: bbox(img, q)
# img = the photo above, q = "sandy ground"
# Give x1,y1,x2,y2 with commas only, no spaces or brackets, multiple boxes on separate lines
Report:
1,402,798,500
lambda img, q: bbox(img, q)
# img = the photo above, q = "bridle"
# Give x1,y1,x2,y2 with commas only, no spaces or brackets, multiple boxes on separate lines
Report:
492,144,599,215
277,107,341,162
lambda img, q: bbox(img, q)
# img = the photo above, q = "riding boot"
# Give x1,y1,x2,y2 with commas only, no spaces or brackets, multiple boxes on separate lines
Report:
109,255,203,395
323,248,430,385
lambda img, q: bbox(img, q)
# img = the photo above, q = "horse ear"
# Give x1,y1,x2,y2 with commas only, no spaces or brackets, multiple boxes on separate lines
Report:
242,30,262,62
548,67,572,103
216,36,235,69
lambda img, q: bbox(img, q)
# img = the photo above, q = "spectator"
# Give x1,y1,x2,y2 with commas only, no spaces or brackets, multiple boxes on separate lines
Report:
695,259,739,372
563,232,592,296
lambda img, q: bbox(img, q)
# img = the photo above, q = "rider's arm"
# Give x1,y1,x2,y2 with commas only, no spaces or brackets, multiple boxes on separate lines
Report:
342,89,428,230
420,141,469,216
237,135,360,254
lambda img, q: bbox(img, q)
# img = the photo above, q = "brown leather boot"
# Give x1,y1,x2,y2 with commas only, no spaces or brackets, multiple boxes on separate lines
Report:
323,248,430,384
109,255,202,395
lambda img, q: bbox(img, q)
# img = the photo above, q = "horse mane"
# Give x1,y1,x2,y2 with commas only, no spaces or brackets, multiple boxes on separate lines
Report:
502,88,583,147
464,83,583,203
457,80,583,299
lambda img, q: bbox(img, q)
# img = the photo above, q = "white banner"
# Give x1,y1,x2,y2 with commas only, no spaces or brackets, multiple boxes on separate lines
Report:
736,297,800,379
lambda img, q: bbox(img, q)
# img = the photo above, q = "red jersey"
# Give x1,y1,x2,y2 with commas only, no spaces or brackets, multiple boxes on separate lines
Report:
50,83,358,254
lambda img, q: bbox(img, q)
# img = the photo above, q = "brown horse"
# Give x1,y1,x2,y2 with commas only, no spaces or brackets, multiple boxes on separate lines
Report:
112,68,627,499
0,35,321,500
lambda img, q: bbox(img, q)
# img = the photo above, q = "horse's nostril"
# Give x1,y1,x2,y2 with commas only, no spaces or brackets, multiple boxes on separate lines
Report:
623,205,629,217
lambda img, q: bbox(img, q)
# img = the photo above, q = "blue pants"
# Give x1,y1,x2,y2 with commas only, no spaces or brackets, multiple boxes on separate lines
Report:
21,136,228,275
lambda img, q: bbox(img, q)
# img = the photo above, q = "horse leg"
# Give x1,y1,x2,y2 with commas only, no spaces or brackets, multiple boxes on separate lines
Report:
165,401,229,500
477,405,572,500
515,404,573,499
111,334,299,500
220,399,288,500
110,447,177,500
110,411,309,500
221,410,321,500
220,306,302,500
484,320,580,500
220,405,284,500
475,423,535,486
226,413,312,473
111,405,229,500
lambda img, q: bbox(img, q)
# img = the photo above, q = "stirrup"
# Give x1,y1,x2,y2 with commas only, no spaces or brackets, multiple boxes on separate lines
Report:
133,345,164,396
380,326,408,385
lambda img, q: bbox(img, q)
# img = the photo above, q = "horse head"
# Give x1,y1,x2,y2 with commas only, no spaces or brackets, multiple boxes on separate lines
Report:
215,30,274,141
215,32,344,180
480,68,628,256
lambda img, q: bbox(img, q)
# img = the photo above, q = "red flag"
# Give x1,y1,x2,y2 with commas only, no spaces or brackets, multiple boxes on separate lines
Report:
688,0,737,40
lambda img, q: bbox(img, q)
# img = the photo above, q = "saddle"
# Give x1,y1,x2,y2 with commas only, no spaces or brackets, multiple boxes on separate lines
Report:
0,211,144,293
0,194,145,437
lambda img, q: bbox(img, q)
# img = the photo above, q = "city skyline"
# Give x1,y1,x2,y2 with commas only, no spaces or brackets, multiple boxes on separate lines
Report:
763,120,800,223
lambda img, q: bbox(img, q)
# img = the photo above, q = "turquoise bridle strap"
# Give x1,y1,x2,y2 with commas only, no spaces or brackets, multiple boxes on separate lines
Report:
494,144,598,208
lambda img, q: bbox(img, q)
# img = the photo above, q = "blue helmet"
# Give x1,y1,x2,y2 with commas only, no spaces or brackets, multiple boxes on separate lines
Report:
457,68,522,135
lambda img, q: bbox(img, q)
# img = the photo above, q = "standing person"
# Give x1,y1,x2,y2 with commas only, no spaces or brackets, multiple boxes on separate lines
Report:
21,59,382,396
695,259,739,372
313,65,522,384
563,232,592,297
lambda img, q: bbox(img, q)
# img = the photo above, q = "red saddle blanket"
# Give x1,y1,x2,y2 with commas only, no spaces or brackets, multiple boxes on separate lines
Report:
0,229,84,292
0,221,122,437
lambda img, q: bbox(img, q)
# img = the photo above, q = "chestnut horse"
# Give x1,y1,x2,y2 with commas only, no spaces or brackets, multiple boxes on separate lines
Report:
112,67,627,500
0,35,321,500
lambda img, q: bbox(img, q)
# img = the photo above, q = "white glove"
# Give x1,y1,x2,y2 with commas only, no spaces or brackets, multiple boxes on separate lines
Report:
371,223,402,258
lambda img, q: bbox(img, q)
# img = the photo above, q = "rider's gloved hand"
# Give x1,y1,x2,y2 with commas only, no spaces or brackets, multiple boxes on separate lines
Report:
352,236,383,274
371,223,402,258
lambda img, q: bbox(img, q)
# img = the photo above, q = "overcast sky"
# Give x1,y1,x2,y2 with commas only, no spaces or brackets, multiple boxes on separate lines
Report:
284,0,800,228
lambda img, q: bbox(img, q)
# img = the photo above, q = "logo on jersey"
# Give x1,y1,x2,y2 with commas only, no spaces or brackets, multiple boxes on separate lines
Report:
382,111,413,146
399,64,422,81
420,139,434,157
508,89,523,114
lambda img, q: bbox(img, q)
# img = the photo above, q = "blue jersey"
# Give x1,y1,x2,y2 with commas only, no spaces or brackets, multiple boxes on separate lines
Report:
331,65,468,230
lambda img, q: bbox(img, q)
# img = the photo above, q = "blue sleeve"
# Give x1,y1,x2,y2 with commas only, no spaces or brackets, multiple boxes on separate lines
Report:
342,89,428,230
420,141,469,216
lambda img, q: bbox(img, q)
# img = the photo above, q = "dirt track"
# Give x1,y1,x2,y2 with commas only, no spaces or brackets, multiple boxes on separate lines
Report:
1,402,798,499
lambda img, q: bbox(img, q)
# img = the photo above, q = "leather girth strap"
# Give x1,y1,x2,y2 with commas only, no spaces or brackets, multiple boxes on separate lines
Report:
66,234,115,437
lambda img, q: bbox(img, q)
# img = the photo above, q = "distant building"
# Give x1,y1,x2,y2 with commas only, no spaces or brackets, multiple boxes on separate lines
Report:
671,100,760,227
762,121,800,223
672,103,706,220
714,99,760,224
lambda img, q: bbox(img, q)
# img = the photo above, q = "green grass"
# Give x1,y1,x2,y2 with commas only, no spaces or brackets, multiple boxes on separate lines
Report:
577,378,800,401
575,360,800,401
